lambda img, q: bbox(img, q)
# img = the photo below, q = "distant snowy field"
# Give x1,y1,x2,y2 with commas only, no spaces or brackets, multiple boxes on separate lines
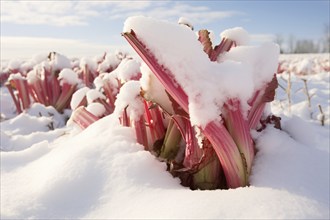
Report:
1,53,329,219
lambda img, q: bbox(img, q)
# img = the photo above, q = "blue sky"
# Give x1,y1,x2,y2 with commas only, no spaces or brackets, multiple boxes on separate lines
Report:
1,0,329,59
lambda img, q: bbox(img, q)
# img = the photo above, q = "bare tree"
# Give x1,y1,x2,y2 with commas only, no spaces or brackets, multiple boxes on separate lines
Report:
294,39,320,53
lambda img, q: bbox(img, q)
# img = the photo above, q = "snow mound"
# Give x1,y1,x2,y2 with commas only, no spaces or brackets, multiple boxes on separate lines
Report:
1,115,329,219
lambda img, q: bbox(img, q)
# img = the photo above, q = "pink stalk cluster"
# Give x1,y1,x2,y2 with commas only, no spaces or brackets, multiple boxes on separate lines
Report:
69,62,167,151
4,51,128,114
5,67,78,113
121,28,279,189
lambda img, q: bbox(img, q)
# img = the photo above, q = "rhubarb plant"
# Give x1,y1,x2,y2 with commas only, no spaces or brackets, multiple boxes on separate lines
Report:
4,51,130,117
121,16,280,189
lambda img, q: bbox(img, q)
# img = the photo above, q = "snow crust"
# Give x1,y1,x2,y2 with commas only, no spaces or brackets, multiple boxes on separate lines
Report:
124,16,279,127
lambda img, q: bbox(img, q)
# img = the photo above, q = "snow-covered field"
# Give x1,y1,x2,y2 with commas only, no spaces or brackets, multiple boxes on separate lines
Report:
1,22,329,219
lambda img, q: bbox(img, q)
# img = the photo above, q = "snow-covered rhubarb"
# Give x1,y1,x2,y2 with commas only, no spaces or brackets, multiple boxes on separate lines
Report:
70,87,90,110
55,68,80,112
114,81,148,149
123,20,247,188
80,57,98,88
123,16,279,188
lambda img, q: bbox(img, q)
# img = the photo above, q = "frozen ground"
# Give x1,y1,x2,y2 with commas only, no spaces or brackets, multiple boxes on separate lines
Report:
1,53,329,219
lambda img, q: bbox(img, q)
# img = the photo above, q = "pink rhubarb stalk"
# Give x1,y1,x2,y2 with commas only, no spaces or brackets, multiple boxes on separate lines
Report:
8,78,31,111
198,30,234,62
144,101,165,144
223,99,254,180
71,106,99,129
248,74,278,129
133,116,149,150
202,121,246,188
54,82,77,112
102,79,120,112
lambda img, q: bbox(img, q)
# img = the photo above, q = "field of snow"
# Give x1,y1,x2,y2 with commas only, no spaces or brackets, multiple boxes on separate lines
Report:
1,53,328,219
1,20,329,219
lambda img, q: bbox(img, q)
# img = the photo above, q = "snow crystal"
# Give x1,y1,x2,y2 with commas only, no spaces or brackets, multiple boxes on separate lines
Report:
220,27,250,45
58,68,80,85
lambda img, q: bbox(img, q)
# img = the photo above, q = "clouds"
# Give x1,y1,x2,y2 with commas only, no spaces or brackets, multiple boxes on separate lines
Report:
0,1,241,27
1,1,92,26
104,1,242,25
